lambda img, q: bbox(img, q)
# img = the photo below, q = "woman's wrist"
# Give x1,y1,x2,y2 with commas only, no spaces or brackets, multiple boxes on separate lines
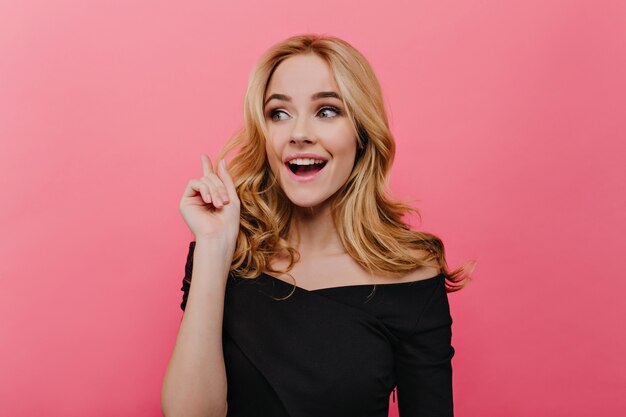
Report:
193,236,235,259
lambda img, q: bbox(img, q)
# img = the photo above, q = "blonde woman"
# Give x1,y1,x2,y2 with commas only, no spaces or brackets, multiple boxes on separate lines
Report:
162,34,473,417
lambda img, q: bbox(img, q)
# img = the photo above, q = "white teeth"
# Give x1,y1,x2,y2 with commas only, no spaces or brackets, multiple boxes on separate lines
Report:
288,158,326,166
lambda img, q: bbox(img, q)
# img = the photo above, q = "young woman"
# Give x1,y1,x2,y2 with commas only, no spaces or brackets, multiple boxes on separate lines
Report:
162,34,473,417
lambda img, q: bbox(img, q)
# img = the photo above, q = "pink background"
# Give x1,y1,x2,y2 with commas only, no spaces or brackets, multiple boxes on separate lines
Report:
1,0,624,416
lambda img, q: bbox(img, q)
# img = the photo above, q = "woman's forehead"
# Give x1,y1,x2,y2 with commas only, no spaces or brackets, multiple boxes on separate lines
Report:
265,55,338,100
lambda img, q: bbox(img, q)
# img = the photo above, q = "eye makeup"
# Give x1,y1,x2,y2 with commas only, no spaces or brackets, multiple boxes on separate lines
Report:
266,105,342,121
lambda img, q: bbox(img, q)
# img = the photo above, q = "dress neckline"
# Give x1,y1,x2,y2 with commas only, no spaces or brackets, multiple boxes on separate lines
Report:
259,271,444,293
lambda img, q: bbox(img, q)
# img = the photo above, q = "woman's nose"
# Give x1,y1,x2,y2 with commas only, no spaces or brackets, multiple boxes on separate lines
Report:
290,134,315,145
290,117,316,144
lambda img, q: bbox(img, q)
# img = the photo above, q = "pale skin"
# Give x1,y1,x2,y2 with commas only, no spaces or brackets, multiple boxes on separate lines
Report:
262,53,439,289
161,155,237,417
162,54,438,417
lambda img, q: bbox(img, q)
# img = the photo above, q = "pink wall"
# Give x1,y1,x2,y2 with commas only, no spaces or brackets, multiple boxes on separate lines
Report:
1,0,624,416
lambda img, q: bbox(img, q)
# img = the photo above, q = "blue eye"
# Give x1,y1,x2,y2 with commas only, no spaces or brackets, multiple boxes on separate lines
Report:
269,109,288,122
267,106,341,122
318,106,341,118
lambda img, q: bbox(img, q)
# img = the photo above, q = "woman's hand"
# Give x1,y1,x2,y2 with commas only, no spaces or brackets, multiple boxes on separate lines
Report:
179,154,241,251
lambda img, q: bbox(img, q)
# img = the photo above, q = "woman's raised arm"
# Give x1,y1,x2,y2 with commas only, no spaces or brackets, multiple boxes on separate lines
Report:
161,155,240,417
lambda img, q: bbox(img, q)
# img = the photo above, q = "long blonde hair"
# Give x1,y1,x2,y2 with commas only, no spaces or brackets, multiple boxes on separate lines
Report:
211,33,474,295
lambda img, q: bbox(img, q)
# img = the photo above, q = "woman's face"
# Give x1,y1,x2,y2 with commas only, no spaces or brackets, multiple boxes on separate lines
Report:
263,53,357,209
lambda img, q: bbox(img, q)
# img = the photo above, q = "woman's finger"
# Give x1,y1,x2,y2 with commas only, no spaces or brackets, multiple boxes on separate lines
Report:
186,179,212,205
201,154,214,178
204,174,229,204
217,159,236,198
201,176,225,208
197,181,212,205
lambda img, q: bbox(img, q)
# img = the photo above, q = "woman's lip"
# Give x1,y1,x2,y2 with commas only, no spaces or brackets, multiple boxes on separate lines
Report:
285,162,327,182
283,153,329,163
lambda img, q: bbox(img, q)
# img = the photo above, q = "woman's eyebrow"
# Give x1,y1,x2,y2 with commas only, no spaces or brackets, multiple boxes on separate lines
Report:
264,91,342,107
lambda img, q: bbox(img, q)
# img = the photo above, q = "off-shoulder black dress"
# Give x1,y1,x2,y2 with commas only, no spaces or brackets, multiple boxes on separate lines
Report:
180,241,455,417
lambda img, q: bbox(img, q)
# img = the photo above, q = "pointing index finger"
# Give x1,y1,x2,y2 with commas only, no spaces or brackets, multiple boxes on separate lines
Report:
201,154,213,177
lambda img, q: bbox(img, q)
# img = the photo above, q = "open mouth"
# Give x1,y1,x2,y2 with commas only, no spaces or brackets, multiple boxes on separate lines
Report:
287,161,328,176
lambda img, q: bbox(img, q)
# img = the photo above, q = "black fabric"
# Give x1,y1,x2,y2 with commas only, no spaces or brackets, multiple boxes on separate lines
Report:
180,240,455,417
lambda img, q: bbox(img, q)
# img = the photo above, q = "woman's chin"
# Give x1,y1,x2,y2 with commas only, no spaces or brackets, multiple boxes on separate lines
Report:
290,199,325,209
286,194,329,210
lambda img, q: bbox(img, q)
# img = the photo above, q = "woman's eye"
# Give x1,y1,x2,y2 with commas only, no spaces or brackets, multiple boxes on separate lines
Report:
318,106,340,118
268,106,341,122
269,109,289,122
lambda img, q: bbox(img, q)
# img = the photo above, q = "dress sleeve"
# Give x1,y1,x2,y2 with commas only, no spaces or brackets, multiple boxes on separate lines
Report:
179,241,196,312
394,278,455,416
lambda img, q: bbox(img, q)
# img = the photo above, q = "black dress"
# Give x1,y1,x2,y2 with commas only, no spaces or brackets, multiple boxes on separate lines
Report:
180,241,455,417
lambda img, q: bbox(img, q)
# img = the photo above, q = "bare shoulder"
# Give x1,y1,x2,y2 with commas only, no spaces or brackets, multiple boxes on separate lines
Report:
402,248,440,282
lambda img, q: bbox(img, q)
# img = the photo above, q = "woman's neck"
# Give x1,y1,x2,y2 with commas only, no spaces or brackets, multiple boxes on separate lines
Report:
289,202,346,259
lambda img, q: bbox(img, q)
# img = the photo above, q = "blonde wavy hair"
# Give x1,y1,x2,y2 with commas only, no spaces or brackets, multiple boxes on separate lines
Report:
208,33,474,297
